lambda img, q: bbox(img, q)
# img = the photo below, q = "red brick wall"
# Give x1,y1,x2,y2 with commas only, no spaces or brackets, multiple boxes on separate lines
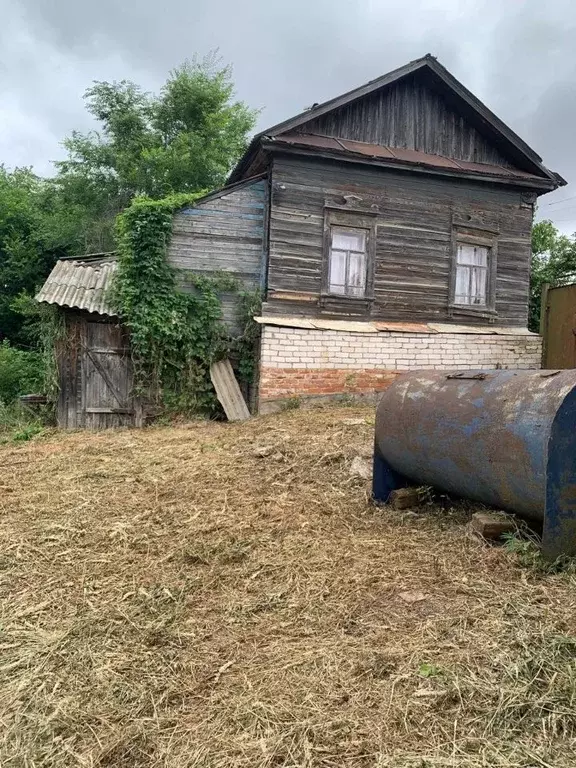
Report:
259,367,399,404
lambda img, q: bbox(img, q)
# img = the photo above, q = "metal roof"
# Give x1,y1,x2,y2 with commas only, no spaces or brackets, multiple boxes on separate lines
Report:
35,258,118,316
266,134,546,184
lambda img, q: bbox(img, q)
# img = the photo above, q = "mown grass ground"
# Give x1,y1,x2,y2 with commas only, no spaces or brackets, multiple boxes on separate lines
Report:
1,406,576,767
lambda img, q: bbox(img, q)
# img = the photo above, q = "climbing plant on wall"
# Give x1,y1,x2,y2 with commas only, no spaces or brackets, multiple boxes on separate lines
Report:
113,193,260,414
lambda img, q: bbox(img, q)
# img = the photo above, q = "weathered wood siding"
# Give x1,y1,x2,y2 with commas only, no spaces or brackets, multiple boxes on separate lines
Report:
296,73,514,168
168,180,267,333
266,155,533,326
57,313,139,429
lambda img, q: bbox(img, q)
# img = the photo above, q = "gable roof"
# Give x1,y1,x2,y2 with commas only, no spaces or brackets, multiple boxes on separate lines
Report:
229,54,564,188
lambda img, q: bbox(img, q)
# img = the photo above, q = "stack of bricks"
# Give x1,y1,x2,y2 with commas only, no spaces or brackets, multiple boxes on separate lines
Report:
258,325,542,412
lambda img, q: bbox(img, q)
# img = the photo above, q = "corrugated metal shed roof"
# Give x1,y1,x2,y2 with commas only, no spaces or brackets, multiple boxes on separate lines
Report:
35,258,118,316
268,134,545,183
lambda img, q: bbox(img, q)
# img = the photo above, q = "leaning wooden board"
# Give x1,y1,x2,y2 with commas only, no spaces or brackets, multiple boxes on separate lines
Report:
210,359,251,421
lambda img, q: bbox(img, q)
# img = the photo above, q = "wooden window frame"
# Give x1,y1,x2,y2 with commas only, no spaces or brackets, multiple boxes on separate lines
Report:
449,226,498,318
322,207,376,302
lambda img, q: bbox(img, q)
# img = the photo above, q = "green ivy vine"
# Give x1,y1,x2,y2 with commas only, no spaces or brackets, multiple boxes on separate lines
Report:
113,193,261,414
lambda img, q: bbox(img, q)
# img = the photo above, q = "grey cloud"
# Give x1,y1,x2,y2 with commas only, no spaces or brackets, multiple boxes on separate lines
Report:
2,0,576,228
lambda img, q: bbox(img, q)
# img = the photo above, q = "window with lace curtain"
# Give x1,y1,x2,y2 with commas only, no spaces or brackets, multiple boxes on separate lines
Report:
450,230,498,314
454,244,490,306
327,226,369,298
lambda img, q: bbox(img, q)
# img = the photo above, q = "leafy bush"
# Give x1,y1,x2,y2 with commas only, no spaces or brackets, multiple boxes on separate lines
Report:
0,341,44,405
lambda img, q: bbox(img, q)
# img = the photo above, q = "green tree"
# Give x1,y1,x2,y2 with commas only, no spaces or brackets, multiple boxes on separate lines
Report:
0,167,78,346
0,340,44,404
1,54,255,348
529,220,576,331
56,55,257,250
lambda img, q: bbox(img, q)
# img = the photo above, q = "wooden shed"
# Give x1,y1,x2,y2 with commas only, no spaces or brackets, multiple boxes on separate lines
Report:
36,255,142,429
540,282,576,369
36,179,267,428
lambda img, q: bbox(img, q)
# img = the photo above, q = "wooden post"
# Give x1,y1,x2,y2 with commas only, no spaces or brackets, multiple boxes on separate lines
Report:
134,399,144,428
540,282,550,368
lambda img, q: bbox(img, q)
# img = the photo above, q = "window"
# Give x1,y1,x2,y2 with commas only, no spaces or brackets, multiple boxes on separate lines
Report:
454,243,490,306
322,207,376,304
328,227,369,297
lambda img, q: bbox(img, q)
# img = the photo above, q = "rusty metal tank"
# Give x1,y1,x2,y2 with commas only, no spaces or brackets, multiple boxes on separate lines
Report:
372,369,576,559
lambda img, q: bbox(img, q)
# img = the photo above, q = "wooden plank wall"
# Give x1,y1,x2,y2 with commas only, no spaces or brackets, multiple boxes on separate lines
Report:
56,314,137,429
296,73,514,169
57,315,82,429
167,180,267,334
266,155,533,326
82,321,135,430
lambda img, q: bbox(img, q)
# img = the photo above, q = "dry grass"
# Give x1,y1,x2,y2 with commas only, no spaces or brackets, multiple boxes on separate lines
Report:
1,406,576,767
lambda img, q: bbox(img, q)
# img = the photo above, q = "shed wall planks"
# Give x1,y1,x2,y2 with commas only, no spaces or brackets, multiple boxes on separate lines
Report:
56,314,138,429
295,73,515,169
266,155,533,326
167,180,267,333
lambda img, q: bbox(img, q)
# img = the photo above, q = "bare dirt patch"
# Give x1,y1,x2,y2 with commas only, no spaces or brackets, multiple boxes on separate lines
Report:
1,407,576,766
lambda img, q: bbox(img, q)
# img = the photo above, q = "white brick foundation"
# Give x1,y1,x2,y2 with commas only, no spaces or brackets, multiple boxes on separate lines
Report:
261,326,542,370
258,325,542,411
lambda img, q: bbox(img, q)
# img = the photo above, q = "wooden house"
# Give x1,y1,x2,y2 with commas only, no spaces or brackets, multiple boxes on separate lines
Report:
37,54,565,424
231,54,564,411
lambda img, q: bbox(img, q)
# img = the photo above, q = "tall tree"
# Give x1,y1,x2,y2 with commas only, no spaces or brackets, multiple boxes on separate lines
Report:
56,55,257,250
529,220,576,331
0,167,79,346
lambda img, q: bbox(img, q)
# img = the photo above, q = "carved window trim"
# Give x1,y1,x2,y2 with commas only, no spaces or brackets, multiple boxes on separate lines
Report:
449,225,498,318
322,207,376,302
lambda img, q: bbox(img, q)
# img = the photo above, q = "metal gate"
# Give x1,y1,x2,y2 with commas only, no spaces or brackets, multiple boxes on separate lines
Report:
541,283,576,369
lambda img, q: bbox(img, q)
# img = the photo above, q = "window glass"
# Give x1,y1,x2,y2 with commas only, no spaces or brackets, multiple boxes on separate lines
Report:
332,229,366,252
454,243,489,306
455,265,471,305
328,227,368,297
348,252,366,295
328,249,347,294
457,244,487,267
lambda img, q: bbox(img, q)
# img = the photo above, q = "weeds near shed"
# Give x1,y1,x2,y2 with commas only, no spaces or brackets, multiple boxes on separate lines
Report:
280,395,301,410
1,406,576,766
0,401,45,443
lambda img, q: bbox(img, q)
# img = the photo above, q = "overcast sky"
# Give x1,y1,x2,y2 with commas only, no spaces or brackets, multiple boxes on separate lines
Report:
2,0,576,231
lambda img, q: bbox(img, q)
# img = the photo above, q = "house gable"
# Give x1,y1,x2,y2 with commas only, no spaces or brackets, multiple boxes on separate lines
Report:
230,55,563,187
293,71,514,169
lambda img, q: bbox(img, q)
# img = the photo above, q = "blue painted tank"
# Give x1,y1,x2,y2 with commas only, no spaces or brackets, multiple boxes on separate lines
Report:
372,369,576,559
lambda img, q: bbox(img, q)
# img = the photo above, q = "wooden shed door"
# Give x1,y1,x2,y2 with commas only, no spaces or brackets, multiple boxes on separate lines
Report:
82,322,136,428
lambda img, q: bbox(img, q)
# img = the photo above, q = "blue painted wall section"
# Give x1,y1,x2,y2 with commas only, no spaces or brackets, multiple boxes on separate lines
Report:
373,369,576,558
